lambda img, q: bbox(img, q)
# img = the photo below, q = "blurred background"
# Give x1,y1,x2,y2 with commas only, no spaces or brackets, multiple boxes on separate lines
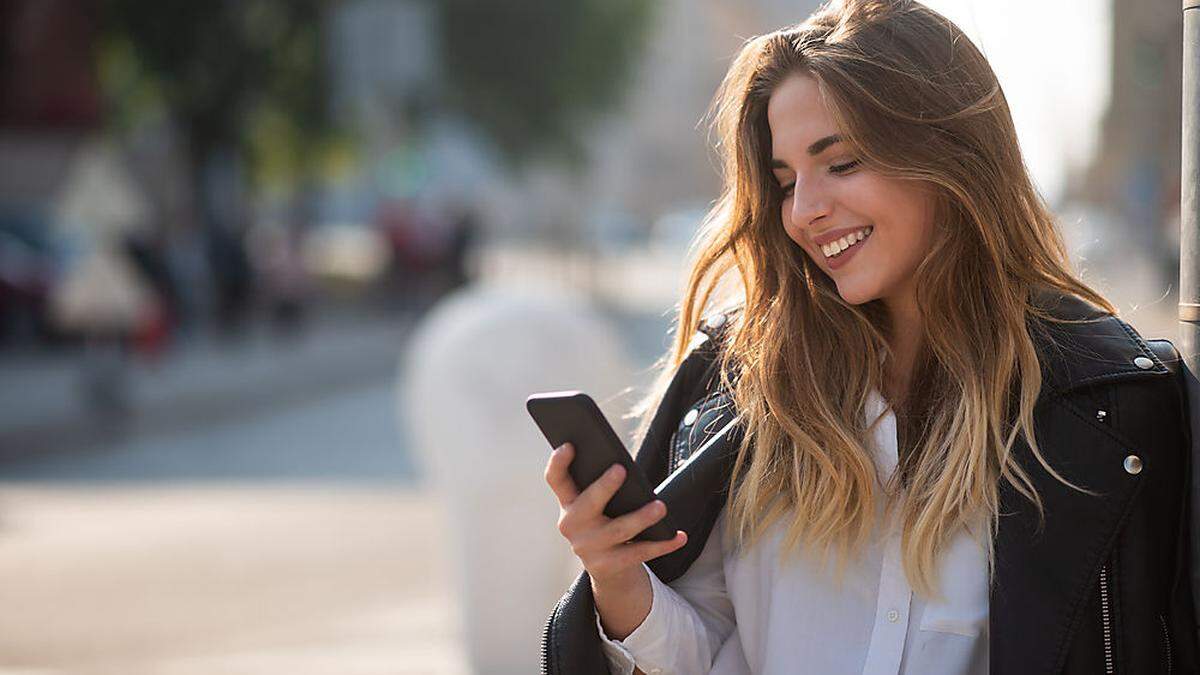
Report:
0,0,1185,673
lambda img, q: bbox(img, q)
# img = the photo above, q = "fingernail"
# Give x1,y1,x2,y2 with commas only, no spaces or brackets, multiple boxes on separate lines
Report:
609,465,625,479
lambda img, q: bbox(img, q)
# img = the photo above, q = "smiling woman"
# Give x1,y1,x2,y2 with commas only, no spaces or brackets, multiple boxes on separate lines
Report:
541,1,1199,673
768,75,936,306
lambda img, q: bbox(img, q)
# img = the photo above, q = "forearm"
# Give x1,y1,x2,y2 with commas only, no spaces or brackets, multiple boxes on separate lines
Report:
592,565,653,640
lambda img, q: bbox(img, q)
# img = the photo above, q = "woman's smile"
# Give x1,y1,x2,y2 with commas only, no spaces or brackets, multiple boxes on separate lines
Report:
816,225,874,270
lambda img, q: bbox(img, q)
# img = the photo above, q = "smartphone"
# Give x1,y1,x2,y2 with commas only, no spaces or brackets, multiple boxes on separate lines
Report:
526,390,678,542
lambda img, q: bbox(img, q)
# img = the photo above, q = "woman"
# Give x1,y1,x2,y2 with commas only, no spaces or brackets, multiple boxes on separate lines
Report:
542,0,1198,672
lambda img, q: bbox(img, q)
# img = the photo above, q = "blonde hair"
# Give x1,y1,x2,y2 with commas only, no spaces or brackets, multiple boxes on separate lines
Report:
632,0,1115,598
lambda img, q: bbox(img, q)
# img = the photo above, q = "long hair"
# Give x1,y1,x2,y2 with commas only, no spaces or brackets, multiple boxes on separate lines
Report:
630,0,1115,598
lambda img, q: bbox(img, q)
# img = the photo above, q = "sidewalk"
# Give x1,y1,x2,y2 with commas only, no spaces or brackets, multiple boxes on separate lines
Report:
0,484,470,675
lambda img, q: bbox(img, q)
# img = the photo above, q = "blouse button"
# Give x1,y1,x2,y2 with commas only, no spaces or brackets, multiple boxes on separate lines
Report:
683,409,699,426
1133,356,1154,370
1123,455,1143,475
886,609,900,623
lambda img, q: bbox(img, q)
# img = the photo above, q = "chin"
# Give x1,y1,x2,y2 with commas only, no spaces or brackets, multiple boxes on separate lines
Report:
833,279,881,306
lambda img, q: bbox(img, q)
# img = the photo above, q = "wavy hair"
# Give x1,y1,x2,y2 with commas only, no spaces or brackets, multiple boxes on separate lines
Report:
631,0,1115,597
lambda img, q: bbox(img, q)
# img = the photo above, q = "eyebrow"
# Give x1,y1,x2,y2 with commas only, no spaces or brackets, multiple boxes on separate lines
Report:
770,134,843,169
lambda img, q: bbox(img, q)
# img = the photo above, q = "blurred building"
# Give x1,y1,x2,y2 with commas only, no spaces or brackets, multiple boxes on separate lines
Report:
586,0,822,226
1076,0,1182,260
341,0,824,244
0,0,100,210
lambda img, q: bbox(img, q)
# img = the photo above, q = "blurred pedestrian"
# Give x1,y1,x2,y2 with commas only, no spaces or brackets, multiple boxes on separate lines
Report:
50,137,155,416
50,242,155,415
443,203,478,292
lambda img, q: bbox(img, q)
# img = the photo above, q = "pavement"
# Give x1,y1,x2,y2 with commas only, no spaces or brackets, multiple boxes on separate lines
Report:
0,485,468,675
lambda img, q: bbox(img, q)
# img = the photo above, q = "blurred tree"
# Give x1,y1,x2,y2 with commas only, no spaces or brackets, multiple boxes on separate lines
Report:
98,0,335,333
98,0,333,197
433,0,656,167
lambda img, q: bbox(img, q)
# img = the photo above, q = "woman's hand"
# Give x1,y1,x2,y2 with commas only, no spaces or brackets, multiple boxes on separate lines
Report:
544,442,688,639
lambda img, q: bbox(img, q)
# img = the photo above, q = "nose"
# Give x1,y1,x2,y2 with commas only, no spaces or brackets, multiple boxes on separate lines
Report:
787,182,832,230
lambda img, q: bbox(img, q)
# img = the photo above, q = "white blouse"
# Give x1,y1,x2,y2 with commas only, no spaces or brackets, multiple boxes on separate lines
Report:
596,392,990,675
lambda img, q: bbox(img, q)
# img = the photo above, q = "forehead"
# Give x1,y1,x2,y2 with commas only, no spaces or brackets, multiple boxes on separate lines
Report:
766,74,838,159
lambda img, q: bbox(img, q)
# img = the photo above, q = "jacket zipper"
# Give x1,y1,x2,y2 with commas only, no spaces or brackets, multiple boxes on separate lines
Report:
541,597,560,674
1160,613,1174,673
1099,564,1115,673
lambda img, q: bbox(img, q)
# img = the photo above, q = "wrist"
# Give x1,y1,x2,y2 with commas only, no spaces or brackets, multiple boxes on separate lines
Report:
591,564,647,596
592,565,653,641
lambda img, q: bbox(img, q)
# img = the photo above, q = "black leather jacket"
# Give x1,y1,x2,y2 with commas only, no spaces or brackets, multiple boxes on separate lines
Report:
541,292,1199,674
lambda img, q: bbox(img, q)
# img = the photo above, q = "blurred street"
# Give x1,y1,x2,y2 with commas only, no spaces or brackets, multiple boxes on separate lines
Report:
0,306,455,674
0,308,418,477
0,251,677,674
0,0,1189,672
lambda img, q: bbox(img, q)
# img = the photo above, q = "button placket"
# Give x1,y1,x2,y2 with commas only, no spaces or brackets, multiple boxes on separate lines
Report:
861,528,912,673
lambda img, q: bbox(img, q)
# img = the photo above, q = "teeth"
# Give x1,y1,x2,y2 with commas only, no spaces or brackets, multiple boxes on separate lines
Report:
822,226,872,259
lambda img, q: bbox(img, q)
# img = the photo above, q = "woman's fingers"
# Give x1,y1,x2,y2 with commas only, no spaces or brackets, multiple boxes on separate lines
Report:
616,531,689,567
602,499,669,545
558,462,628,541
572,462,627,517
544,443,580,507
546,449,684,582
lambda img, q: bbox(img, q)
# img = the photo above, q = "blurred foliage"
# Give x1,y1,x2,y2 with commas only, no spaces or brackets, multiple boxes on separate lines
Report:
98,0,334,186
433,0,657,168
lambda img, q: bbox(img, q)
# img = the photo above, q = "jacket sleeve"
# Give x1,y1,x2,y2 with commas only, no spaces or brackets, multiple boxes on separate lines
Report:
541,338,727,675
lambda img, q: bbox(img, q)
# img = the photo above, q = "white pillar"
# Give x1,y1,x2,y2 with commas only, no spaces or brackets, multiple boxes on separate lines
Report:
402,284,635,674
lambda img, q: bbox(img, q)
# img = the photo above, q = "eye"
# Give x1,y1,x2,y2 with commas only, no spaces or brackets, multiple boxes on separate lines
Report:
779,181,795,196
830,159,861,175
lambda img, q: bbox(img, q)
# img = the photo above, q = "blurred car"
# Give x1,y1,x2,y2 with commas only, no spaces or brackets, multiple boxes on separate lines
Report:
0,211,66,344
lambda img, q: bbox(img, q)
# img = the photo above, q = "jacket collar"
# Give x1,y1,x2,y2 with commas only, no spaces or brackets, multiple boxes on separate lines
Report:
1028,287,1171,396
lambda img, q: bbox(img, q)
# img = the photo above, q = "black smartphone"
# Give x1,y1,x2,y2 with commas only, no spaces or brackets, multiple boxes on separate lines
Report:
526,390,678,542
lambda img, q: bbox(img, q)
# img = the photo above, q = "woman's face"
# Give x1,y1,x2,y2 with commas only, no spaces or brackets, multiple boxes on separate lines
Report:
768,73,936,310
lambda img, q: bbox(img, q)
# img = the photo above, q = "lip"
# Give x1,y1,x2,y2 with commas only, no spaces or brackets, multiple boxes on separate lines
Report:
811,225,872,247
